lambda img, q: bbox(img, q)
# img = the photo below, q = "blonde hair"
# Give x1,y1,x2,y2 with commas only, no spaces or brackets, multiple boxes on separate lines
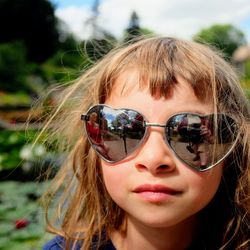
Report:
41,36,250,249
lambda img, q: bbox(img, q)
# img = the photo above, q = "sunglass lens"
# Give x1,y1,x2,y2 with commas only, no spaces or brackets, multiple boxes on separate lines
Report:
167,114,237,171
85,105,146,162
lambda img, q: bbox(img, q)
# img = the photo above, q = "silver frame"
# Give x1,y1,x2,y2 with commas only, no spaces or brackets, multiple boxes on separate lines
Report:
81,104,239,172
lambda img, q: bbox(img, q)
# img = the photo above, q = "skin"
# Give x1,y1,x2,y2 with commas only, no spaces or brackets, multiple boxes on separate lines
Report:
101,69,223,250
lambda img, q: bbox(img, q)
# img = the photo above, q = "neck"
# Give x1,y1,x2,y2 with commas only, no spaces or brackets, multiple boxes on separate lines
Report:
111,215,198,250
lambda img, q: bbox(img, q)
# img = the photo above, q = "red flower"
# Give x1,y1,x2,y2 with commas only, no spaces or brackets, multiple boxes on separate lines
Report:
15,219,29,229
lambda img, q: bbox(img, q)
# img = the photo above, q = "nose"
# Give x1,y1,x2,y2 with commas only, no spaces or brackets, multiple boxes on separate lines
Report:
134,127,176,175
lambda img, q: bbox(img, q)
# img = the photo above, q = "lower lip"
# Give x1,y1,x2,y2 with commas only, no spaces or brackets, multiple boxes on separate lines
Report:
135,191,176,203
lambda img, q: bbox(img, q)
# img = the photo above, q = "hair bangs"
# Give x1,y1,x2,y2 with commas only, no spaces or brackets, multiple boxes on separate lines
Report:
101,37,215,101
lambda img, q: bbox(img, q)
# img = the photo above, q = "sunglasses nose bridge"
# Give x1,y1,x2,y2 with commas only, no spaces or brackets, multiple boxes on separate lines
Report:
144,122,170,145
145,122,166,128
145,123,167,136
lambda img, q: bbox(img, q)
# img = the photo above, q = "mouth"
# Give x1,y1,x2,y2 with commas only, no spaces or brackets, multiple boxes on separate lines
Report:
133,184,182,202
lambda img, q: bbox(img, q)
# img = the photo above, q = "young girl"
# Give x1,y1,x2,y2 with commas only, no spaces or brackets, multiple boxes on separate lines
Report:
42,36,250,250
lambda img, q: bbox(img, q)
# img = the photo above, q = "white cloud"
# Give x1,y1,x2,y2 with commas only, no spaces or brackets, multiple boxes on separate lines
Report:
55,0,250,42
56,6,92,39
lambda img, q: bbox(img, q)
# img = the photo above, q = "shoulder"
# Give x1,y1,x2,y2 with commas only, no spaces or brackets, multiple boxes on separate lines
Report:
43,235,116,250
42,235,66,250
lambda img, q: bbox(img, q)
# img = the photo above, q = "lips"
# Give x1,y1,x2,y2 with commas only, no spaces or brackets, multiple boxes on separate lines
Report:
133,184,181,196
133,184,181,203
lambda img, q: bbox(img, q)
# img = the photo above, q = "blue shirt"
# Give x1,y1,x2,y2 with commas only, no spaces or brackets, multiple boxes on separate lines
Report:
43,235,116,250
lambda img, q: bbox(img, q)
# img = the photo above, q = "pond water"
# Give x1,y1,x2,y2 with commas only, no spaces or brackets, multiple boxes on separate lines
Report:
0,181,52,249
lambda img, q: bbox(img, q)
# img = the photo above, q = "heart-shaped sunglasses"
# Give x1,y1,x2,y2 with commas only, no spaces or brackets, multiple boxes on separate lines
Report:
81,105,238,171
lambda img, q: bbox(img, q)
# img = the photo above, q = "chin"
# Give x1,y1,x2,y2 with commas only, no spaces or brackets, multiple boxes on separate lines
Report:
135,214,186,228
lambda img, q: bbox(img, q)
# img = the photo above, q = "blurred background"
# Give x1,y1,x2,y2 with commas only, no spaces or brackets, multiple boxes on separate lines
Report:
0,0,249,249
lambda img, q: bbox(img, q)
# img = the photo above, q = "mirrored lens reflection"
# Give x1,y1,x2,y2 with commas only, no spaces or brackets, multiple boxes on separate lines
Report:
85,106,146,162
167,114,237,170
85,106,238,170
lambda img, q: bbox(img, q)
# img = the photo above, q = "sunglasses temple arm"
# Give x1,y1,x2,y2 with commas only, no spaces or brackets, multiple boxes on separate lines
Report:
81,114,89,121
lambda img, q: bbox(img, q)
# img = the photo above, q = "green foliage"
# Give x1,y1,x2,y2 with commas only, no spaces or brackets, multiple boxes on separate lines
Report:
240,61,250,99
83,37,117,62
0,4,90,93
0,130,36,170
0,92,32,107
41,61,80,84
139,27,154,36
0,128,60,181
245,89,250,99
0,181,50,249
0,42,29,92
54,34,84,68
0,0,59,63
193,24,247,59
241,78,250,99
39,34,93,84
123,11,154,43
123,11,141,43
0,42,48,95
244,60,250,80
47,49,83,69
58,33,79,51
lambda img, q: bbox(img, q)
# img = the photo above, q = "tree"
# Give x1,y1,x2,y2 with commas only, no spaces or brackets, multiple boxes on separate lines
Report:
0,42,28,92
0,0,59,63
124,11,141,42
193,24,247,59
123,11,154,43
83,33,117,62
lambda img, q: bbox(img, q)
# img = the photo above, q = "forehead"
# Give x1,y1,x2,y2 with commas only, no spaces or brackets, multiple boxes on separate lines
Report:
105,68,213,115
108,68,208,101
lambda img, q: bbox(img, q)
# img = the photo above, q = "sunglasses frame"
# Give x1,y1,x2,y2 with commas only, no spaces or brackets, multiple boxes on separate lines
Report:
81,104,239,171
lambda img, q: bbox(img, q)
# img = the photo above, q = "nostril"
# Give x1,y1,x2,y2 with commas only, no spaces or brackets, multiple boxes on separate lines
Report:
135,161,176,173
159,164,168,170
135,164,147,171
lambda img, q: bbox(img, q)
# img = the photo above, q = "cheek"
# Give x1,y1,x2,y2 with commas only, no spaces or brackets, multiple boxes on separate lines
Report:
183,164,223,206
101,161,129,199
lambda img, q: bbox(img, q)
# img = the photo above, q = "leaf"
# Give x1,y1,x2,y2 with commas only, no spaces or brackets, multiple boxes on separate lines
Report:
0,223,13,236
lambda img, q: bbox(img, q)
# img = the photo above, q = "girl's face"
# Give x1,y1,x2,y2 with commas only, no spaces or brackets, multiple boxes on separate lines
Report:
101,69,223,229
90,112,97,122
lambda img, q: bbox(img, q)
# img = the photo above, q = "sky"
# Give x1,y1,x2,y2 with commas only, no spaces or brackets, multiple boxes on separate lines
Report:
50,0,250,43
